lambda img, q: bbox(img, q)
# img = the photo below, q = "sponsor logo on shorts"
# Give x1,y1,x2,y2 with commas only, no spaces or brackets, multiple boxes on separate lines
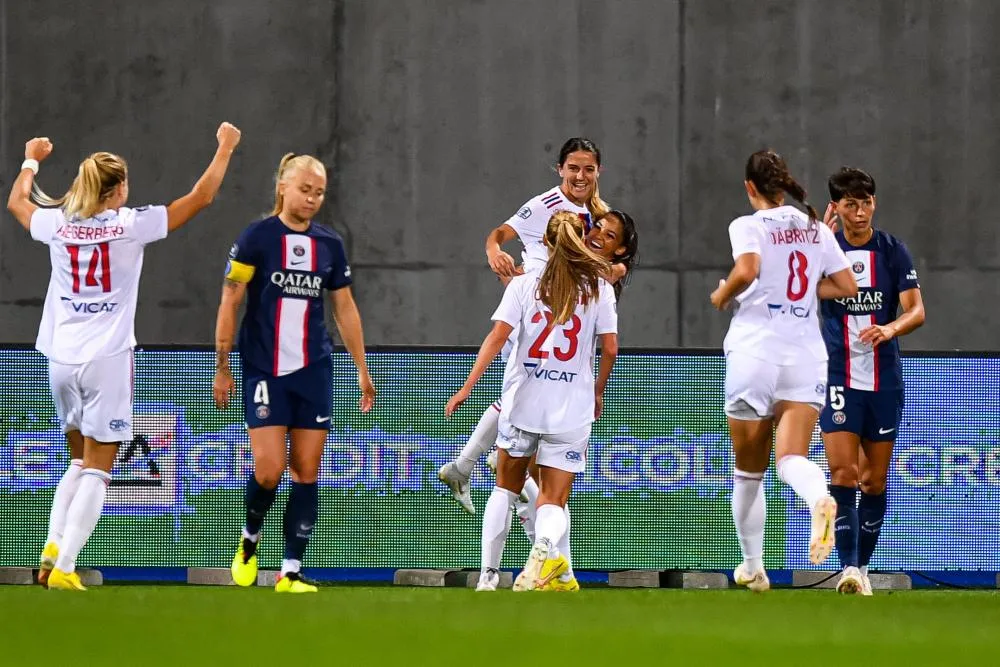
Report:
517,206,532,220
565,451,582,462
109,419,131,432
256,405,270,420
852,261,865,274
878,427,895,435
832,410,846,425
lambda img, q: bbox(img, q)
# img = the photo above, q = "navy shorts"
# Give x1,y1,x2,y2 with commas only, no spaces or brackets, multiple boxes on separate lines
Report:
820,386,903,442
243,358,333,430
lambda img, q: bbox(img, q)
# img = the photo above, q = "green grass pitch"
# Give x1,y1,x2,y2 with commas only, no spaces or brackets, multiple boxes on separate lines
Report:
2,586,998,665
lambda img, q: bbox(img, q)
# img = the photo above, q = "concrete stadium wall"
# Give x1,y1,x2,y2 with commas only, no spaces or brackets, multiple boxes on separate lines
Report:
1,0,997,348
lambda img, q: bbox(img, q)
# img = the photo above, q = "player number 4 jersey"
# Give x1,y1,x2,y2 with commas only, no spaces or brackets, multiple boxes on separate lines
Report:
723,205,851,365
493,274,617,434
30,205,168,364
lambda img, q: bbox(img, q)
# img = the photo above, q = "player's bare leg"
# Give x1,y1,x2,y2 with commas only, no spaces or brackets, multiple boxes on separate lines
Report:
775,402,836,566
729,416,772,592
49,438,118,591
232,426,287,587
39,430,85,587
825,430,863,594
857,440,892,596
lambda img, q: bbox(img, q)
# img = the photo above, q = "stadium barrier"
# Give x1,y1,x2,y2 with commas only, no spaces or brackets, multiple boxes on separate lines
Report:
1,345,998,587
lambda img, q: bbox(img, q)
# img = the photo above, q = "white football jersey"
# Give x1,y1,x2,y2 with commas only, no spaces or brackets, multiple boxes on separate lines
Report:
30,205,169,364
503,186,591,273
723,205,850,365
493,274,617,434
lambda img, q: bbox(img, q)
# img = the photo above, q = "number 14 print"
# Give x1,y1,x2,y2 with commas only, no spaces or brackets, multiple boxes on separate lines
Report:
67,243,111,293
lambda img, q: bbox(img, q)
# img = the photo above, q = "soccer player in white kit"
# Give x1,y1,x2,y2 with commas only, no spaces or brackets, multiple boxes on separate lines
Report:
6,123,242,590
709,150,858,592
446,211,618,592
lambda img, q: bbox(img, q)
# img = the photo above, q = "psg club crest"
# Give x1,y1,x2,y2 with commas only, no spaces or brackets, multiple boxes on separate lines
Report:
852,261,865,274
256,405,270,420
293,245,306,257
832,411,847,425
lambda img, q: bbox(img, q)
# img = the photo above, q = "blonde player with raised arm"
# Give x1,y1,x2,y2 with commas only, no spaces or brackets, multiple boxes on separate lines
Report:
6,123,241,590
446,210,618,592
710,150,857,592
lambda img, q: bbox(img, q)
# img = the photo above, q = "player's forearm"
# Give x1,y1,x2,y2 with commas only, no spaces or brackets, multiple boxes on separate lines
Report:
461,330,507,392
334,300,370,376
890,303,925,338
595,336,618,395
214,304,239,371
190,145,236,208
6,169,36,231
719,270,754,304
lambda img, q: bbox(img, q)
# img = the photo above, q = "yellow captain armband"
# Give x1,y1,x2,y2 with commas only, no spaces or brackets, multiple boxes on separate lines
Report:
224,259,255,283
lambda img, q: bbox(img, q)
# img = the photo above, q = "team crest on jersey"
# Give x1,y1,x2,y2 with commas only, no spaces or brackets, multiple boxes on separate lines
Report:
517,206,532,220
293,245,305,257
832,411,846,425
815,383,825,395
852,261,865,274
256,405,270,420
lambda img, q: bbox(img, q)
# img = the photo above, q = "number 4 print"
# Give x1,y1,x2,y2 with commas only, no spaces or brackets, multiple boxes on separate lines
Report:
527,310,581,362
67,243,112,294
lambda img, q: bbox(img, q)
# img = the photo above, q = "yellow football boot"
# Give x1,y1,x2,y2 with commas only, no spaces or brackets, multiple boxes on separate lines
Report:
541,571,580,592
274,572,318,593
47,568,86,591
38,542,59,588
535,554,570,590
231,538,258,587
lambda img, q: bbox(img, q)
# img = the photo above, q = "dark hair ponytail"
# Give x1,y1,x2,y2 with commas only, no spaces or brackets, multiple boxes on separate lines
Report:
745,149,818,221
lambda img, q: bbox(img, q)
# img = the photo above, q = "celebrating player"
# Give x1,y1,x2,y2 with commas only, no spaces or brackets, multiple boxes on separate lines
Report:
215,153,375,594
7,122,242,590
446,210,619,592
819,168,925,596
710,150,857,592
438,137,623,515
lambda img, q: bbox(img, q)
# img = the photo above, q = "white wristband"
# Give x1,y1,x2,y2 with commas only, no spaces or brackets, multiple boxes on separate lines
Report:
21,159,39,175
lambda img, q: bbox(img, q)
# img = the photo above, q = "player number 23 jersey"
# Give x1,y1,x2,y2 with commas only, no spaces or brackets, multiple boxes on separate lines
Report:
492,274,617,433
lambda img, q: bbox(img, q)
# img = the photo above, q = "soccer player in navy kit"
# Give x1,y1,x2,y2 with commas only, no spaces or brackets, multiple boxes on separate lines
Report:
819,168,925,596
214,153,376,593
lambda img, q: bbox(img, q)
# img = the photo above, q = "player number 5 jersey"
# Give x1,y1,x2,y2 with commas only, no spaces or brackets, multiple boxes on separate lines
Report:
493,274,617,433
30,205,168,364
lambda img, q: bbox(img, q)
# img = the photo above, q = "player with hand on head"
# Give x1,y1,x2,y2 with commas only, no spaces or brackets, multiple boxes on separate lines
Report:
7,122,242,590
438,137,624,516
446,210,619,593
710,150,857,592
818,168,925,596
215,153,375,594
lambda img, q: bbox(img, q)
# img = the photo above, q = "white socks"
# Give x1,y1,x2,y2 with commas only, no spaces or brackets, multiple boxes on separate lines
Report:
557,505,574,581
776,455,829,509
513,476,538,543
55,468,110,573
45,458,83,546
732,469,765,571
281,559,301,577
455,406,500,477
481,487,516,570
534,504,567,556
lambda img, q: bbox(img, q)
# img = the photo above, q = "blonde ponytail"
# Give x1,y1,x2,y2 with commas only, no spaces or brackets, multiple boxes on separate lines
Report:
538,210,611,325
31,152,127,220
587,180,610,218
272,153,327,215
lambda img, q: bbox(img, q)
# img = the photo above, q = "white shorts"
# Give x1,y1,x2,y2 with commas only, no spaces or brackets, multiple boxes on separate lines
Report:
49,349,134,442
496,417,591,474
725,351,826,420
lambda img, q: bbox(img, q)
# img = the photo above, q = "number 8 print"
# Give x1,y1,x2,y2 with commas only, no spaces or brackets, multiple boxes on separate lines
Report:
786,250,809,301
